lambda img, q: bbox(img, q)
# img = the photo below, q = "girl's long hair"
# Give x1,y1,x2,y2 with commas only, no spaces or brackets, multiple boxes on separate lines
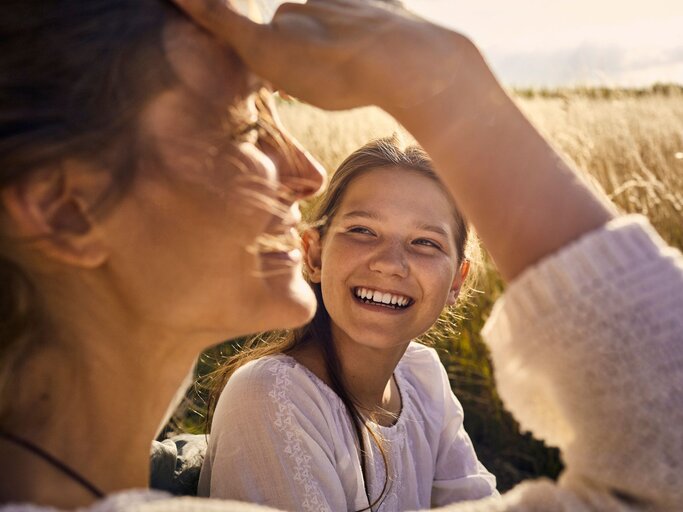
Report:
205,135,469,510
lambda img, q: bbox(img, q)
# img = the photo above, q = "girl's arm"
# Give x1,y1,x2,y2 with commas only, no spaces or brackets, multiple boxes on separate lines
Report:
428,351,499,505
170,0,614,281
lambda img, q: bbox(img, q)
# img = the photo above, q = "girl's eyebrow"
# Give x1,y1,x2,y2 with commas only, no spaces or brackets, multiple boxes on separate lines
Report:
342,210,450,237
416,224,449,237
342,210,382,221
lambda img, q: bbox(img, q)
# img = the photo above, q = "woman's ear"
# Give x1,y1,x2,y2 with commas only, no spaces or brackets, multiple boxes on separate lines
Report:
446,259,470,306
0,161,110,268
301,228,323,283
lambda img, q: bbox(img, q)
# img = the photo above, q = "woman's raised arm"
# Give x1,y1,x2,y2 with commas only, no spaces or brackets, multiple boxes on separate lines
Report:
170,0,615,280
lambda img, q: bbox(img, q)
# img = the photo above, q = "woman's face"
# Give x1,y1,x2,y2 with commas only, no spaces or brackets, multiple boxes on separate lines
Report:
101,19,325,343
307,167,466,352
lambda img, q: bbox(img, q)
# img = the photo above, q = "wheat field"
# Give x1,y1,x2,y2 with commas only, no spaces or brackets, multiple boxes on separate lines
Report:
185,87,683,491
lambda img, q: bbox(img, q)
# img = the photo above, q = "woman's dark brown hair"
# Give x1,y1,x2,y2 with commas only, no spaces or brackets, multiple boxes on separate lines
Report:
205,135,470,510
0,0,181,421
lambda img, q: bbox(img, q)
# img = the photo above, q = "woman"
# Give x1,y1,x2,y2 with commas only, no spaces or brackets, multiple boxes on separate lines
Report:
0,1,324,508
1,0,682,511
200,137,497,510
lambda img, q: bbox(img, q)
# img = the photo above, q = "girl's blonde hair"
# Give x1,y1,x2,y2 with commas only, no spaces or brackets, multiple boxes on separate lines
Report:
205,135,470,510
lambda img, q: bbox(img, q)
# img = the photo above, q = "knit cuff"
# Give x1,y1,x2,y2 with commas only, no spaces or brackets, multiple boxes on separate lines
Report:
482,214,670,350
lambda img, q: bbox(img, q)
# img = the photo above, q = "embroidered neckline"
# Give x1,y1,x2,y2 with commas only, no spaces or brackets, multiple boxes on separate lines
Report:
274,354,412,432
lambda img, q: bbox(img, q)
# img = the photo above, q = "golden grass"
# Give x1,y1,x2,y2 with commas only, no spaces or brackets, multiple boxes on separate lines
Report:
278,103,406,171
516,91,683,246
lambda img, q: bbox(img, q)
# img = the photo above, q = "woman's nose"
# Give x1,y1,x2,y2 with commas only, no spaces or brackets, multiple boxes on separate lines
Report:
279,134,327,200
368,242,409,278
260,115,326,201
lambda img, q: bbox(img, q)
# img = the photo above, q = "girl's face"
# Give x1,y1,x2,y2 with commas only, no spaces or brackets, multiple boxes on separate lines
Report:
305,167,467,352
100,20,325,343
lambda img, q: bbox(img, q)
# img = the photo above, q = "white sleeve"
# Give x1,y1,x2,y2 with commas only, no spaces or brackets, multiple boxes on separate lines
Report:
200,359,347,512
482,216,683,509
430,216,683,511
430,354,498,506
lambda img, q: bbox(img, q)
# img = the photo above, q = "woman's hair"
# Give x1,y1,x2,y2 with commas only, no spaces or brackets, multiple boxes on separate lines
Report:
0,1,180,421
205,135,470,510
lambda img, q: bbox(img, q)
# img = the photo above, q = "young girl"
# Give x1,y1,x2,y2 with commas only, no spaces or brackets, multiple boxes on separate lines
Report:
198,136,498,510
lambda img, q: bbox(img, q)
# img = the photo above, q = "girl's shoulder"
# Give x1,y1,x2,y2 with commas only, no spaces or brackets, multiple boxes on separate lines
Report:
396,342,455,416
208,355,349,458
228,355,329,395
228,354,300,388
217,354,343,418
399,342,444,377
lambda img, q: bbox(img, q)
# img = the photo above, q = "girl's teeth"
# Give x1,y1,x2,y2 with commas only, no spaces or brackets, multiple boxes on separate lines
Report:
355,288,411,308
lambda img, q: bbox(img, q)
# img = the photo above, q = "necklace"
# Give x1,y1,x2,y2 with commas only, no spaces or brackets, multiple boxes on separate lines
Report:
0,430,105,499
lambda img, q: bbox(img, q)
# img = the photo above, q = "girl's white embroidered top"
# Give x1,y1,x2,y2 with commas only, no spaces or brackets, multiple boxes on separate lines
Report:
198,343,497,510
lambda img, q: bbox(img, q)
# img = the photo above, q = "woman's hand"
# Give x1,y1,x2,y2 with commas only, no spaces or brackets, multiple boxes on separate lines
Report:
170,0,474,113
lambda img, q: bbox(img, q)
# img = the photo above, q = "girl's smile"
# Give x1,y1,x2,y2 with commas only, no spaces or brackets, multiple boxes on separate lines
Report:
352,286,414,310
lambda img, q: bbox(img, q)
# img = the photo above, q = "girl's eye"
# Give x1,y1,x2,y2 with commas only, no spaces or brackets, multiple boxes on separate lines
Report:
414,238,442,250
348,226,375,236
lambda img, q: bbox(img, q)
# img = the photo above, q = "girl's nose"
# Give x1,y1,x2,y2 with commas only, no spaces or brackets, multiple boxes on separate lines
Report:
368,243,409,278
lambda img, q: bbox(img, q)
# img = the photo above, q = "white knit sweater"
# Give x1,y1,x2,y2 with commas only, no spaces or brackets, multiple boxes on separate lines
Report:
4,215,682,511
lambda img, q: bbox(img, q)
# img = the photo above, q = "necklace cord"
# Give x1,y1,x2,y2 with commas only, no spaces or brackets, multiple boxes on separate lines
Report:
0,430,105,499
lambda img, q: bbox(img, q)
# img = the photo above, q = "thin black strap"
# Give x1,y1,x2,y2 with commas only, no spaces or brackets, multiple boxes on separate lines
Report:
0,430,105,499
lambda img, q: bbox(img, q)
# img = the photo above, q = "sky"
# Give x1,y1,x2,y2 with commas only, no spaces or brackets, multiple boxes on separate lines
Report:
403,0,683,87
255,0,683,87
